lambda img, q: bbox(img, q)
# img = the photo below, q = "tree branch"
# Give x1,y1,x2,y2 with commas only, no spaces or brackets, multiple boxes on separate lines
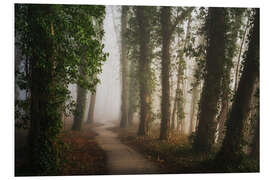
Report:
169,7,194,36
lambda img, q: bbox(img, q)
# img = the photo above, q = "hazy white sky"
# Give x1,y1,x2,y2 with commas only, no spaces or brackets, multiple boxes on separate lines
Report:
93,6,121,123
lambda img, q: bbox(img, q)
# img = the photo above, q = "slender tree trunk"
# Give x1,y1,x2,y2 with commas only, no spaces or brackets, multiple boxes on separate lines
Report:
136,7,152,136
216,9,259,165
180,77,186,134
190,37,205,134
111,6,121,49
120,6,129,128
215,94,229,143
171,80,179,130
127,59,138,126
171,14,191,131
72,83,87,131
159,7,172,140
215,64,231,143
189,84,199,133
234,16,250,93
87,93,96,124
194,83,203,131
193,8,226,153
72,55,88,131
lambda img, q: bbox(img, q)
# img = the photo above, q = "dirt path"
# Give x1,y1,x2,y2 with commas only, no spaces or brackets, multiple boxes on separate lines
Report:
93,122,158,175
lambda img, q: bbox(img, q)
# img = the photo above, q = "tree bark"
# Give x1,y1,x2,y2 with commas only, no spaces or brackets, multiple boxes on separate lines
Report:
72,55,88,131
216,9,259,165
136,7,152,136
234,16,250,93
160,7,172,140
120,6,129,128
215,10,245,143
189,84,199,133
127,59,138,126
87,92,96,124
193,8,226,153
72,83,87,131
171,79,179,130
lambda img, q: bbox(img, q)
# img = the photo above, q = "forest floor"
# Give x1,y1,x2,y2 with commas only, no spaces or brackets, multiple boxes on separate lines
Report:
15,120,108,176
108,122,259,174
59,121,108,175
15,120,258,176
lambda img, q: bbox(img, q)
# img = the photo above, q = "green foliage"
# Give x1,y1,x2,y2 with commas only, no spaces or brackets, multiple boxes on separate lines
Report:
185,8,208,88
15,4,107,174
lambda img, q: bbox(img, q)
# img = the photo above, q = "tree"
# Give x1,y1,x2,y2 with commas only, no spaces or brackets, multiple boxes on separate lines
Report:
215,8,259,166
159,7,172,140
234,12,250,93
159,7,193,140
127,57,139,126
120,6,129,128
135,6,153,136
193,8,226,153
15,4,107,174
125,8,140,126
215,9,245,143
185,8,208,134
72,57,88,131
171,13,192,132
71,6,107,130
87,93,96,124
110,6,130,128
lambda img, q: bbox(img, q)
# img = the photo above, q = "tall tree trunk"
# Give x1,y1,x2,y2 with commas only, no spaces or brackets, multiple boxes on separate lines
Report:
234,16,250,93
127,59,138,126
215,81,229,143
190,37,205,134
180,77,186,134
87,93,96,124
136,7,152,136
216,9,259,165
27,5,57,173
120,6,129,128
215,10,245,143
171,78,179,130
193,8,226,153
72,56,88,131
160,7,172,140
86,73,97,124
189,84,199,133
72,83,87,131
110,6,121,49
171,14,191,131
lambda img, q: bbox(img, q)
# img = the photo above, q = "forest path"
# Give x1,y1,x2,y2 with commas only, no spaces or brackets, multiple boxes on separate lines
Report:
93,122,158,174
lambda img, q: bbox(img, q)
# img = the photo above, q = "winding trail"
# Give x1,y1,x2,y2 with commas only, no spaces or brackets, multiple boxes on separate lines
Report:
93,122,158,174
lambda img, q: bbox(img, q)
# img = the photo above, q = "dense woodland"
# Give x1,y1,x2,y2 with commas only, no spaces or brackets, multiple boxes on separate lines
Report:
15,4,259,176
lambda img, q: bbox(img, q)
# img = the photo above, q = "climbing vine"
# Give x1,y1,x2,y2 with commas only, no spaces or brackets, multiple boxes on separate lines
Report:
15,4,107,175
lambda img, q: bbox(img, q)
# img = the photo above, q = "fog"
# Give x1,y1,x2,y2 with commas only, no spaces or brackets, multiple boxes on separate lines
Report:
70,6,121,124
94,6,121,123
17,5,250,133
